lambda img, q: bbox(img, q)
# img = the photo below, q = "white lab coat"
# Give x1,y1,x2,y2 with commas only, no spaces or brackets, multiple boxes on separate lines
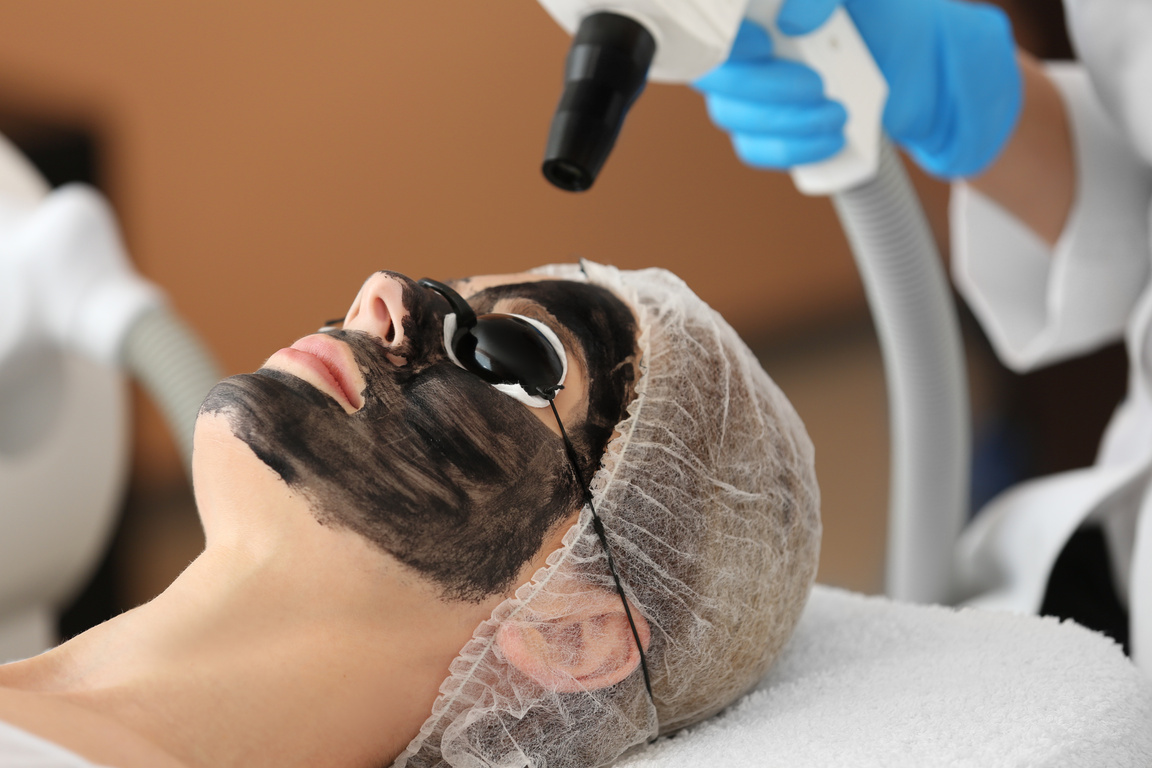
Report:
950,4,1152,674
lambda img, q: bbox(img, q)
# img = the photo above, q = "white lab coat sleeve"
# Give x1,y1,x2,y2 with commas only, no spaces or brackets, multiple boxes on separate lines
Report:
950,62,1152,373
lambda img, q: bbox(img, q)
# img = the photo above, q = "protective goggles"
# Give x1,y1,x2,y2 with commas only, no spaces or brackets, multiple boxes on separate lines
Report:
417,278,568,408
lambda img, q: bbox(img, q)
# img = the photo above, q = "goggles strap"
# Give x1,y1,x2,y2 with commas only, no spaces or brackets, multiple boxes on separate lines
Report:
541,386,656,717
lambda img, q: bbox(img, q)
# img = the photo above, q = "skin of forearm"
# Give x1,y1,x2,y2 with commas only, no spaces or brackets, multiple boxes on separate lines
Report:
969,51,1075,248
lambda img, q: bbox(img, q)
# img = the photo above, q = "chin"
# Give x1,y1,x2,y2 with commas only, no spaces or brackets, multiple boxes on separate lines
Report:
190,409,291,538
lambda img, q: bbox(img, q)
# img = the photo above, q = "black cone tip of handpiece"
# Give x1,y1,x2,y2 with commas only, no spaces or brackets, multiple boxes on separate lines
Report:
542,12,656,193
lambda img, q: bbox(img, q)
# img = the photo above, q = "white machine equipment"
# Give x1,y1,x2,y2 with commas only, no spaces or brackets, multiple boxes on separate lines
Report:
0,133,219,662
538,0,970,605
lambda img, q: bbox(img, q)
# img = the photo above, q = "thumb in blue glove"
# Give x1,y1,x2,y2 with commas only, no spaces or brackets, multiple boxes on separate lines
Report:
696,0,1022,179
692,20,848,170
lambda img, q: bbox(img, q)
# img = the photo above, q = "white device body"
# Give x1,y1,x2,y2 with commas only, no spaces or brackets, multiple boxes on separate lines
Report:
0,133,159,661
537,0,887,194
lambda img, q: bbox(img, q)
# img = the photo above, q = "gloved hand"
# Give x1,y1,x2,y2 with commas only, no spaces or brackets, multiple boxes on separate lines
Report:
693,0,1022,178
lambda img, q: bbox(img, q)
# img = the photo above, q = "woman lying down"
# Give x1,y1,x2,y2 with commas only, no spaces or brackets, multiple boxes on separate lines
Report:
0,261,820,768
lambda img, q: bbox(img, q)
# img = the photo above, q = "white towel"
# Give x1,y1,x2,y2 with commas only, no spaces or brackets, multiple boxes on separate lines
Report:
617,586,1152,767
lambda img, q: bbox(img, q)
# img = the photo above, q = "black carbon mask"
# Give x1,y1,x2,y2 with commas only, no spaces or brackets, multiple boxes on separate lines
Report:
199,273,637,603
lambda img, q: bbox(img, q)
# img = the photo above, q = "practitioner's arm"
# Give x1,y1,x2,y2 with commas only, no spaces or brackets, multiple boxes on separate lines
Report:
968,52,1074,247
694,3,1072,245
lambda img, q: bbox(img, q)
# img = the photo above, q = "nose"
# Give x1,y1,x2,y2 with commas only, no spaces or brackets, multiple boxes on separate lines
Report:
343,272,409,348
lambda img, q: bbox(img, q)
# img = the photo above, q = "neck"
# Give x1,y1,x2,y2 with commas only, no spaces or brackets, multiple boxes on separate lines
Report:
0,516,496,768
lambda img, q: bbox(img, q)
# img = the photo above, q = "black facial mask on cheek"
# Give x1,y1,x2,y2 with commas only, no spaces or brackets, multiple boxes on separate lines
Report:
200,302,582,602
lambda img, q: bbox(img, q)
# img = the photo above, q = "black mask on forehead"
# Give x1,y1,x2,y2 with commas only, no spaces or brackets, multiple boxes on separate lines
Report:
200,273,637,602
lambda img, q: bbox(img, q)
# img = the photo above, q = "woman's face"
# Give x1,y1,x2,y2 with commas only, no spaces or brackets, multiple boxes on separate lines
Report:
197,270,638,602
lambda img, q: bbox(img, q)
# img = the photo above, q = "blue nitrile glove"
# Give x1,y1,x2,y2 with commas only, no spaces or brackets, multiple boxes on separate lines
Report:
693,0,1022,179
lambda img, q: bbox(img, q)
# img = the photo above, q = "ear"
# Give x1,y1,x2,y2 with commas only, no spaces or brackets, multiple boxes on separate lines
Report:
496,587,651,693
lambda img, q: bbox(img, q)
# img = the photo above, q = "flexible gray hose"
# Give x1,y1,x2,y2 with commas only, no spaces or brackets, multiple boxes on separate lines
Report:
121,306,222,481
831,140,970,604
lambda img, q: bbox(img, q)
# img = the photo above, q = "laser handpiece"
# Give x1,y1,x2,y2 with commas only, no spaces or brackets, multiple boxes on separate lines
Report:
539,0,886,194
542,13,655,192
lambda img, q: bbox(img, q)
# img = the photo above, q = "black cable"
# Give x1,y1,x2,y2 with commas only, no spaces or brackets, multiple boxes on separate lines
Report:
541,387,655,707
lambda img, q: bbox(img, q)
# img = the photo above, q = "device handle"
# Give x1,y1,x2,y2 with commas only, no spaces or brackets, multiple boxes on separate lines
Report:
744,0,887,195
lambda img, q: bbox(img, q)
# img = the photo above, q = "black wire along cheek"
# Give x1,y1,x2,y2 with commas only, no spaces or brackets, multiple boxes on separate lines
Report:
417,276,654,717
541,386,656,717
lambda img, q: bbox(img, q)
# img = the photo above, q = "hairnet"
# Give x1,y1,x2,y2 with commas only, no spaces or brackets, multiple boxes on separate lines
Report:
393,261,821,768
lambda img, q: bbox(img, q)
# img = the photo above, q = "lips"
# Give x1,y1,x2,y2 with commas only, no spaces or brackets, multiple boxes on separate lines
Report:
268,334,365,411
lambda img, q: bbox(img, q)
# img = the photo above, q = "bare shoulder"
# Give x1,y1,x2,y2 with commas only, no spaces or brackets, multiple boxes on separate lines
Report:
0,684,188,768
